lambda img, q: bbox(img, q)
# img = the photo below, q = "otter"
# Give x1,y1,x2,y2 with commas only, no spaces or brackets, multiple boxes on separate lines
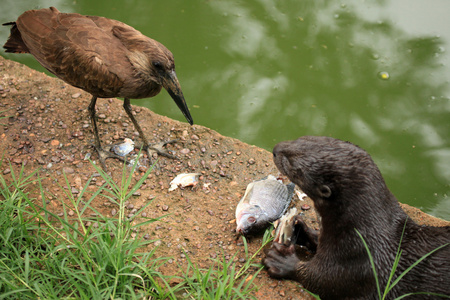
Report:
263,136,450,299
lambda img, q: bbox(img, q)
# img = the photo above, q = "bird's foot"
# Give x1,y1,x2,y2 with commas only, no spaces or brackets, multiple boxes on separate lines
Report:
92,144,128,170
136,139,179,161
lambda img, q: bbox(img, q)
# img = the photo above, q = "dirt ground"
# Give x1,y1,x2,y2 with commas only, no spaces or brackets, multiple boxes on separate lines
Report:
1,56,449,299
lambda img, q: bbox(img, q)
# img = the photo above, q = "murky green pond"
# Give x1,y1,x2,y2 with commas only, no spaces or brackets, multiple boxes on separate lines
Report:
2,0,449,220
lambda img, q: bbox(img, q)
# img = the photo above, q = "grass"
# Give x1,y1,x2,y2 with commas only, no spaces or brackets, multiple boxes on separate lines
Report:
0,108,13,126
179,227,273,299
0,157,264,299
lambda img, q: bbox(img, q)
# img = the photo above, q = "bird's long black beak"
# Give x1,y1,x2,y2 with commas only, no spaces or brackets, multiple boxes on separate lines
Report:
163,70,193,125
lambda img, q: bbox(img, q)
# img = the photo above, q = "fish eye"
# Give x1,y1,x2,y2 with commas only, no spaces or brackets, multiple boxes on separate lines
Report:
247,216,256,224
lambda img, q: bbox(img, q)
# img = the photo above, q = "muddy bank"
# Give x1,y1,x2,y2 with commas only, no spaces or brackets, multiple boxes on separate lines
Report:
1,56,448,299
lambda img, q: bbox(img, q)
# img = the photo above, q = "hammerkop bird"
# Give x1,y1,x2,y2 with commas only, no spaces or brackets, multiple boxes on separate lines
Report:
3,7,193,168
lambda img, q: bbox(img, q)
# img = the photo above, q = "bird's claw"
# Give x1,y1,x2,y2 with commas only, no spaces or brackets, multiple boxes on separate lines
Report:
92,144,128,170
136,139,179,160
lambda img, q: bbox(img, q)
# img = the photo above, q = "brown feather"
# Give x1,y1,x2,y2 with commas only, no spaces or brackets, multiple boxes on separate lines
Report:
2,6,193,135
2,22,29,53
3,7,174,99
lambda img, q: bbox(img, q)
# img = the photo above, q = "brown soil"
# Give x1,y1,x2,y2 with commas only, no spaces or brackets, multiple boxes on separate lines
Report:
1,55,448,299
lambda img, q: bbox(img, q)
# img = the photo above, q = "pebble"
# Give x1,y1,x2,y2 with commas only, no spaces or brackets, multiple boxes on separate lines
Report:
63,167,75,174
162,205,169,211
50,139,60,147
127,203,134,210
248,158,256,165
154,240,162,246
3,168,10,175
71,93,81,98
111,208,117,216
141,212,147,217
180,148,190,154
72,131,83,137
301,204,311,211
143,234,150,240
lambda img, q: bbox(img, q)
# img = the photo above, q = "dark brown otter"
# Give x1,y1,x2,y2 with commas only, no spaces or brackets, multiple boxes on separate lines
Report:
263,136,450,299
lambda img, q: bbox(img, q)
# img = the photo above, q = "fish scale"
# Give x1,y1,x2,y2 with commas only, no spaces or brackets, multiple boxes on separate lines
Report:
248,179,290,215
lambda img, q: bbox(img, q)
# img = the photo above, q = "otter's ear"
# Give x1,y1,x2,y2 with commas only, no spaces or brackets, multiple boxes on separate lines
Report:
319,185,332,198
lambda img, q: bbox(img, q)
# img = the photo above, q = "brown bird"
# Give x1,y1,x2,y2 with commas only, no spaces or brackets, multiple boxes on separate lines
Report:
3,7,193,168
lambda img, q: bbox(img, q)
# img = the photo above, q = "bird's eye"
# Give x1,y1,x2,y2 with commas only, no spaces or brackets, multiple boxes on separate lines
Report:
152,61,163,69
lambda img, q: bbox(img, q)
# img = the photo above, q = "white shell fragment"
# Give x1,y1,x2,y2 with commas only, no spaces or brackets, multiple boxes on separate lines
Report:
295,190,308,201
111,138,135,156
169,173,201,192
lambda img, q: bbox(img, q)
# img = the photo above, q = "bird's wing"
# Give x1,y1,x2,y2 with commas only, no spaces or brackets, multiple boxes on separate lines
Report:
15,7,132,97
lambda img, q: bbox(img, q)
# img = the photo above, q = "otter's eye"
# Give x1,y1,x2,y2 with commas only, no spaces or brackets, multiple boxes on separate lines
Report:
247,216,256,224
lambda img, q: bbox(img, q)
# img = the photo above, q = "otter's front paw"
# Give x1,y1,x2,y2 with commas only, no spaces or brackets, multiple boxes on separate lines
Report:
293,216,318,252
263,242,300,280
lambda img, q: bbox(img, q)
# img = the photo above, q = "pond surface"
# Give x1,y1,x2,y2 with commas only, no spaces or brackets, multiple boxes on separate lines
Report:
2,0,449,220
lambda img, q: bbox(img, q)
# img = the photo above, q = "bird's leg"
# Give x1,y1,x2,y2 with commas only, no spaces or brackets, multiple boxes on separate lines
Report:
122,98,178,160
88,96,102,150
88,95,126,169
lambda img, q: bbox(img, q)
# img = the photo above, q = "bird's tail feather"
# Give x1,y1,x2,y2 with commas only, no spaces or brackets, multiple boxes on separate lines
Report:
2,22,30,53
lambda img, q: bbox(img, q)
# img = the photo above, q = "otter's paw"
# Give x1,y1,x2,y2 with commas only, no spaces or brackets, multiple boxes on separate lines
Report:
293,216,318,251
263,242,300,280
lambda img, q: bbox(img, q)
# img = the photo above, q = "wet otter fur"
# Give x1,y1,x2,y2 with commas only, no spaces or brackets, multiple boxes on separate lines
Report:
263,136,450,299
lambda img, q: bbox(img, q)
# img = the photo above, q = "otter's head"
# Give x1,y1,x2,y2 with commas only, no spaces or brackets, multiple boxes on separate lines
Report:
273,136,386,217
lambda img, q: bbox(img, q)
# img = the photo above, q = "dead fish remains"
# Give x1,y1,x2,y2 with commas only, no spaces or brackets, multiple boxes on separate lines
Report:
273,207,298,245
111,138,135,156
169,173,201,192
236,175,295,235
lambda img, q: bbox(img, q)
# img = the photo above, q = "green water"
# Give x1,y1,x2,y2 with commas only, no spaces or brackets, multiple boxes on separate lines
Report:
2,0,449,220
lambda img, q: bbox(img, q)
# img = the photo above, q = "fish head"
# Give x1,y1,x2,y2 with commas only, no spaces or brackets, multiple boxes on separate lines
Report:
236,205,268,235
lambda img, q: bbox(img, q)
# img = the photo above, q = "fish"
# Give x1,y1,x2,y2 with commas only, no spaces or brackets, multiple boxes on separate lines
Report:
236,175,295,235
111,138,135,156
273,207,298,245
169,173,201,191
